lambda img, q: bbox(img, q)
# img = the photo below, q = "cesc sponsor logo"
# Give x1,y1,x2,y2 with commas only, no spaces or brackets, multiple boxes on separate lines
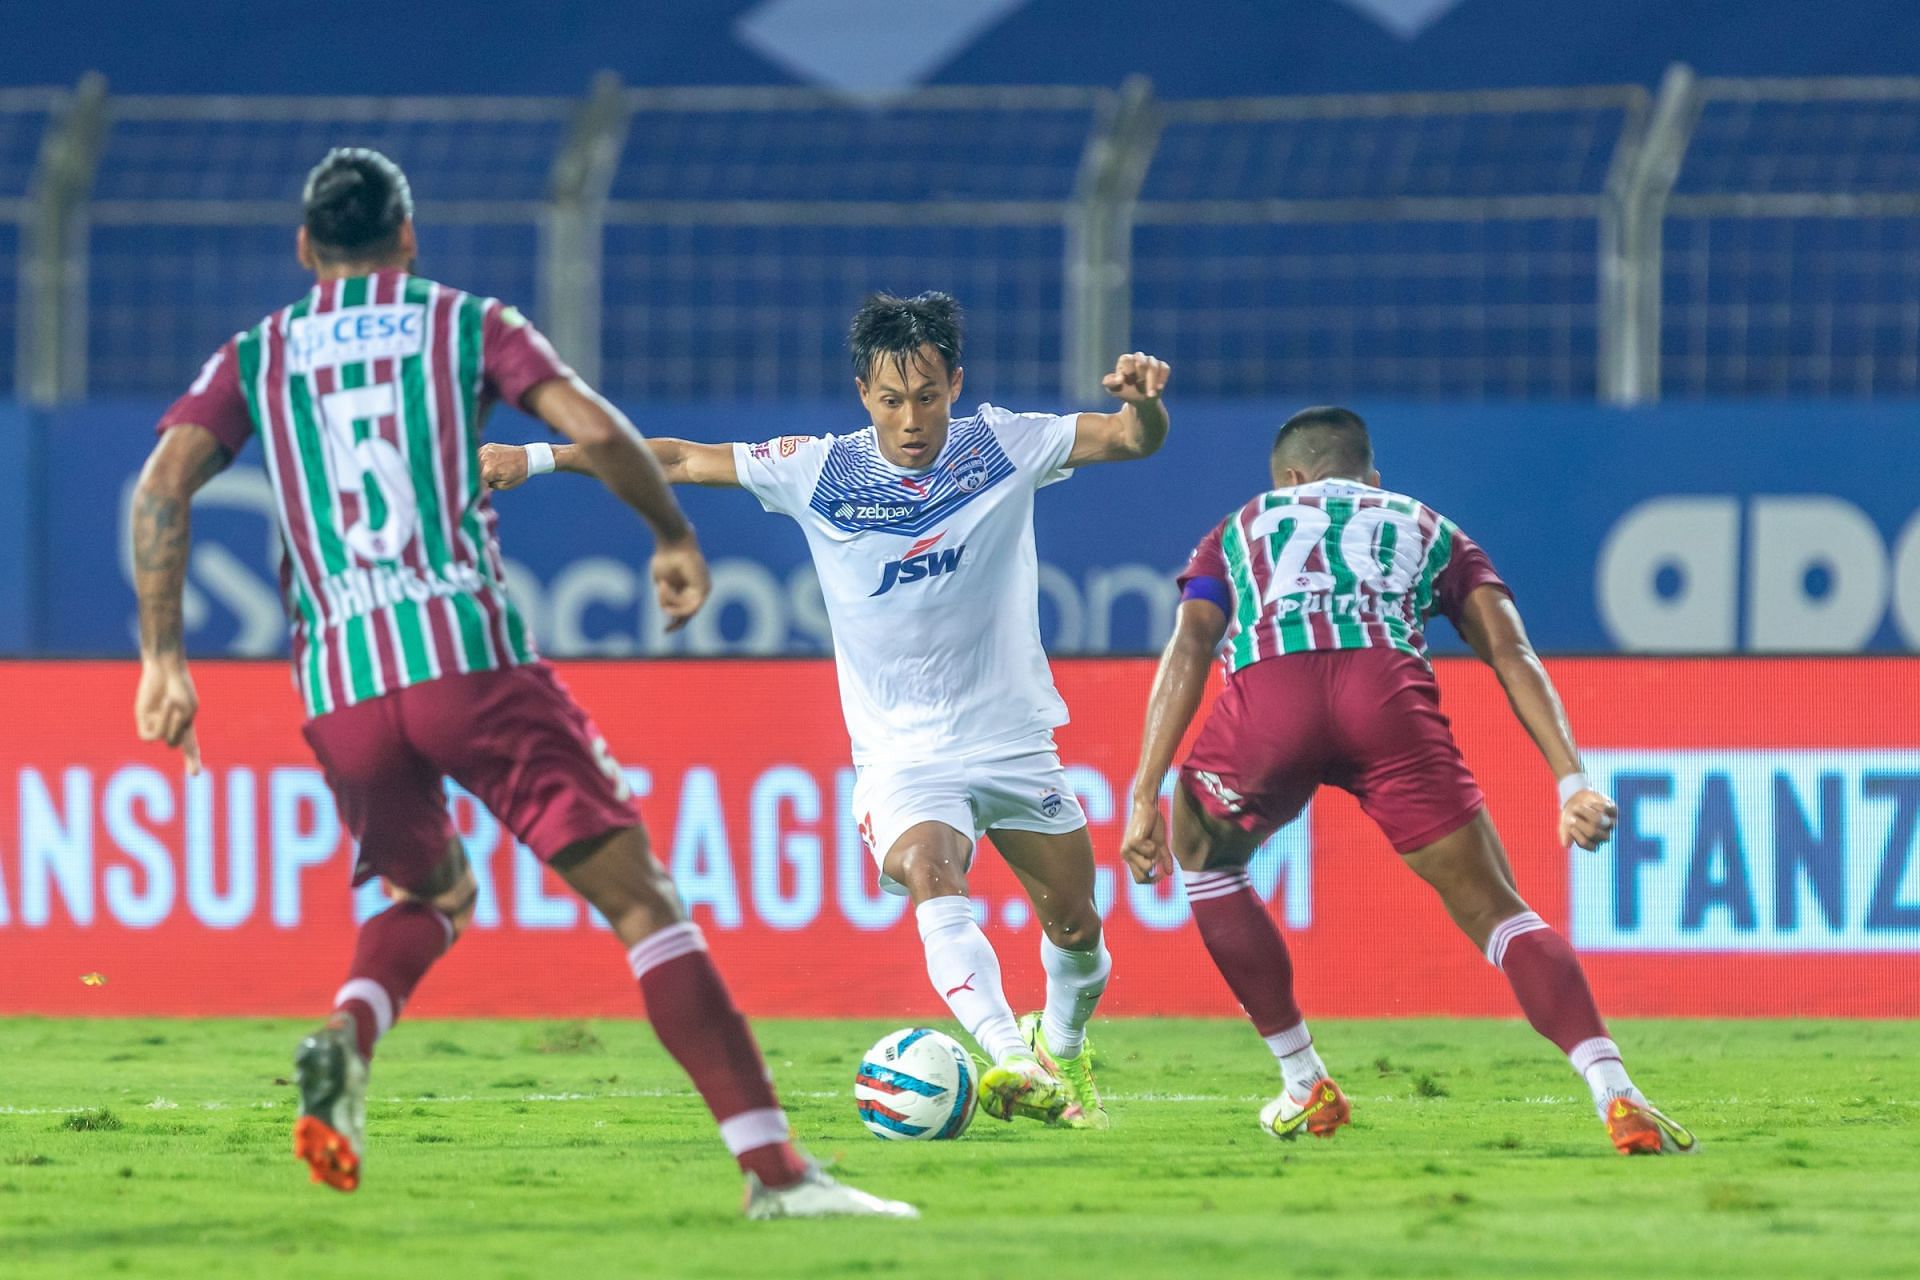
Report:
1598,496,1920,651
1570,750,1920,952
871,532,966,597
286,304,426,372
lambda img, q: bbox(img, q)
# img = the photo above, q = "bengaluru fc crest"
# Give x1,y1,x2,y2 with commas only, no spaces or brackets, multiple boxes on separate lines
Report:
950,449,989,492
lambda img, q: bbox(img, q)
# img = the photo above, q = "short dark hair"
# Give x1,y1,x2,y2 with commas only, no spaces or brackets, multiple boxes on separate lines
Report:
302,148,413,263
848,292,963,384
1271,405,1374,478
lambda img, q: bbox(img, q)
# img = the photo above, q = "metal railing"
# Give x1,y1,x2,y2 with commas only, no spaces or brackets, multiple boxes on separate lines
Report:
9,65,1918,406
1662,75,1920,397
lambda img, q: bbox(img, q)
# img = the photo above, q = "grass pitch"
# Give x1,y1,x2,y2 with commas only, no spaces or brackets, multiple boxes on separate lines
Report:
2,1017,1916,1279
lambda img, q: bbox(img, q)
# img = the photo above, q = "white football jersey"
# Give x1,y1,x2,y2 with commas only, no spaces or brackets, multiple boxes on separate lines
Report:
733,403,1079,764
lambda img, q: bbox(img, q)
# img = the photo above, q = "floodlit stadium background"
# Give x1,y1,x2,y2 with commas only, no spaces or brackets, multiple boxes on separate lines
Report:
0,1,1914,1018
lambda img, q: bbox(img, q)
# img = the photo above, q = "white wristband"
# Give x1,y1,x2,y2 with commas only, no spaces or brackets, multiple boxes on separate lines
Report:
525,442,555,476
1557,772,1592,808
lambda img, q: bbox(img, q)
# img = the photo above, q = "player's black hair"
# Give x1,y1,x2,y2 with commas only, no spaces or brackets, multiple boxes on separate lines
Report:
1271,405,1374,478
848,291,964,384
302,148,414,263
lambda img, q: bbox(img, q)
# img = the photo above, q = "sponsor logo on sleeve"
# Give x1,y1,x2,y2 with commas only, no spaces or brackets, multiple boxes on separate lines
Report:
780,436,804,458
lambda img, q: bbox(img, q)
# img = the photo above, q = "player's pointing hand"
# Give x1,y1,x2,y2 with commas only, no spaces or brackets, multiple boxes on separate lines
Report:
135,656,204,776
1102,351,1170,404
479,442,530,491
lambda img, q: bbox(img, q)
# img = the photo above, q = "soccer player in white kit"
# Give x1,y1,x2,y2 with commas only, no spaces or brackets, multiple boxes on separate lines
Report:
482,293,1170,1128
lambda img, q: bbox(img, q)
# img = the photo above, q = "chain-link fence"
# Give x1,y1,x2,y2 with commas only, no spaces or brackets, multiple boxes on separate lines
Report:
87,93,571,397
1663,77,1920,397
8,66,1918,406
598,85,1106,402
1134,86,1646,400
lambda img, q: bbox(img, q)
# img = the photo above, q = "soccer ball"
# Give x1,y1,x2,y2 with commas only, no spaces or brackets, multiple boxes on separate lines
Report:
855,1027,978,1141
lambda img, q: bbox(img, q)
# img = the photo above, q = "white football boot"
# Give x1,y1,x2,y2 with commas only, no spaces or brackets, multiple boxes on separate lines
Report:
744,1159,919,1220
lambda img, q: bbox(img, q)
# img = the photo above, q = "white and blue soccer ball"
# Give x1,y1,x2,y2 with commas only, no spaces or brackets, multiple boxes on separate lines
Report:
855,1027,978,1141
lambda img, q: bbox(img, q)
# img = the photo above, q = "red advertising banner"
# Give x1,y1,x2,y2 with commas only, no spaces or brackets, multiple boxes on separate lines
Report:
0,659,1914,1019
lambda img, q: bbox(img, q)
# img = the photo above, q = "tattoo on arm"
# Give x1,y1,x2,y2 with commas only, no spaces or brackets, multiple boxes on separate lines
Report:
132,437,230,657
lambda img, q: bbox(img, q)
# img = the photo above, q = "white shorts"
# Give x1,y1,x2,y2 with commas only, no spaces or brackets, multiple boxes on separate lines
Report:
852,733,1088,895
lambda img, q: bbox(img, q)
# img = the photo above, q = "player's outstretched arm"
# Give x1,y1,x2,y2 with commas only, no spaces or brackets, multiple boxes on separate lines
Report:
130,423,231,775
1454,585,1617,851
480,411,739,492
1121,598,1228,884
516,376,713,630
1067,351,1171,467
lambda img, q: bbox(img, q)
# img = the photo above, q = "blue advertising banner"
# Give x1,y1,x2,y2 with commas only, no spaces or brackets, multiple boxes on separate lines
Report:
17,398,1920,658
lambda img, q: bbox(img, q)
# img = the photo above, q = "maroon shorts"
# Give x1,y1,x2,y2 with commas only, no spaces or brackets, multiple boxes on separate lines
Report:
1180,649,1484,854
302,663,639,892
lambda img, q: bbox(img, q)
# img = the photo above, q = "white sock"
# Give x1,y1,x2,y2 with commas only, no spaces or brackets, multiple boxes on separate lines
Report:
1569,1036,1641,1117
1262,1020,1329,1097
1039,933,1111,1060
916,896,1025,1063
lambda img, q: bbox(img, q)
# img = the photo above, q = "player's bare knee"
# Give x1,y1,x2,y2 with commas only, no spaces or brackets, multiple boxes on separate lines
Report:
887,846,968,902
556,826,687,943
1170,783,1257,874
1040,912,1101,951
614,859,685,927
385,838,475,936
384,870,476,941
432,870,480,940
1168,817,1218,873
1436,879,1529,949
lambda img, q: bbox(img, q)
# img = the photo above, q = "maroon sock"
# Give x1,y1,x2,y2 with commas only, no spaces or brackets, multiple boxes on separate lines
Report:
629,923,807,1189
332,900,454,1061
1183,867,1304,1037
1487,912,1609,1054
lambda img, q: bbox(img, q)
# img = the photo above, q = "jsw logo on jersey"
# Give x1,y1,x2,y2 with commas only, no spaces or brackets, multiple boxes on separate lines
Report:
871,531,966,597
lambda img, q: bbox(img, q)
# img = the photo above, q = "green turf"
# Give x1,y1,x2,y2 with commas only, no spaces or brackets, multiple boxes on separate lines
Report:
2,1017,1916,1279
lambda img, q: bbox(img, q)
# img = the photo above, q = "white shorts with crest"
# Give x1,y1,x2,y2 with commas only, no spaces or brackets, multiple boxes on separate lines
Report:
852,732,1088,895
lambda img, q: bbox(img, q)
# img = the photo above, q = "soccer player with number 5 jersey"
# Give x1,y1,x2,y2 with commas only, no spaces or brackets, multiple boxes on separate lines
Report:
1123,407,1697,1156
130,148,913,1218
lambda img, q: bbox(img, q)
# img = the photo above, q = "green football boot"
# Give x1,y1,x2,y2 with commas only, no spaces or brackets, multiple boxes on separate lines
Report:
1019,1011,1109,1131
977,1050,1069,1125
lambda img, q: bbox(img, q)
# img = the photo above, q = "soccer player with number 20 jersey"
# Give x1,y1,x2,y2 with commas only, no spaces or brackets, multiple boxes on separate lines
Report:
1123,407,1697,1157
130,148,912,1218
1121,412,1697,1159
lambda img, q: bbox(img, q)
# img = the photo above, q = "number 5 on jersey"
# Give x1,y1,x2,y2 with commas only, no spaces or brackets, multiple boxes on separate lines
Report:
318,382,419,563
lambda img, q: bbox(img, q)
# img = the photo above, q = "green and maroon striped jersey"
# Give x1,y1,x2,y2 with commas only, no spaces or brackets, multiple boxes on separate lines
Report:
1178,478,1509,672
158,271,570,718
